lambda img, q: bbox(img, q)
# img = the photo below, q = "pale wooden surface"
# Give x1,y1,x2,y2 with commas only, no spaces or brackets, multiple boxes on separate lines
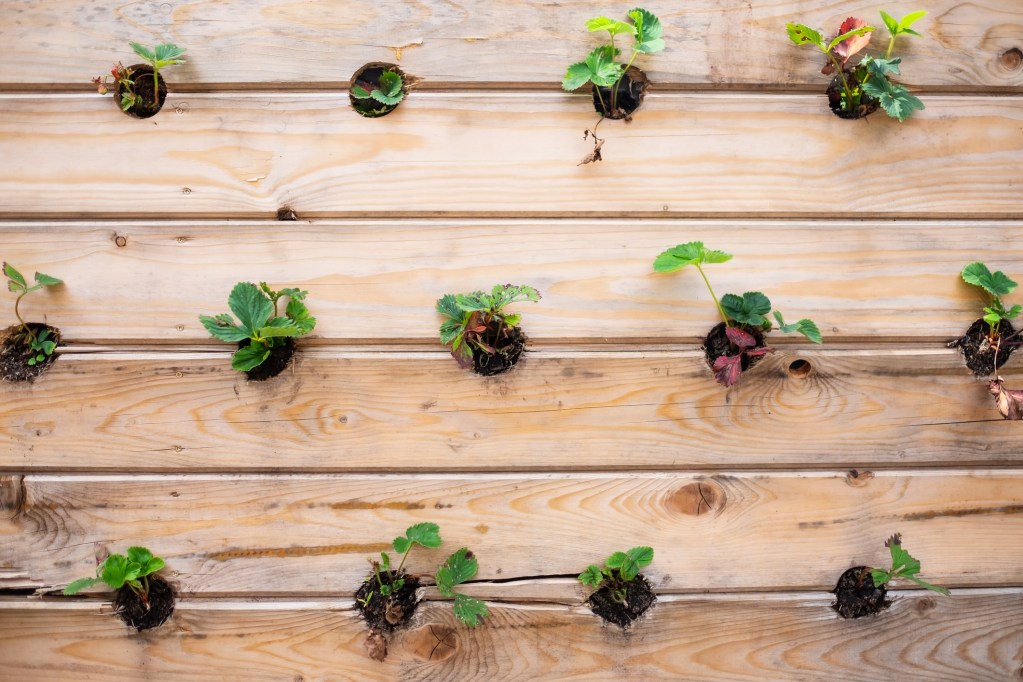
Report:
2,220,1021,342
2,94,1022,219
2,1,1022,89
1,590,1020,681
1,350,1020,471
3,470,1021,593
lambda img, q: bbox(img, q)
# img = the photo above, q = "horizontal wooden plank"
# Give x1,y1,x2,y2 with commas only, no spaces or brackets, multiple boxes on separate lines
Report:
2,1,1021,89
2,94,1021,218
2,350,1021,471
3,220,1022,343
0,590,1020,681
3,471,1021,593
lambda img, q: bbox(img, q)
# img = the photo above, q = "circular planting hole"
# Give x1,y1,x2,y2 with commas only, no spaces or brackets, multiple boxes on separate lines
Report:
349,62,409,118
591,66,648,119
788,359,812,377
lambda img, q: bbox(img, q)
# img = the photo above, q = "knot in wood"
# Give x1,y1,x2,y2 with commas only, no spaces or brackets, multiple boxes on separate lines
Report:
666,481,725,517
845,470,874,487
999,48,1022,71
0,476,25,518
405,623,458,662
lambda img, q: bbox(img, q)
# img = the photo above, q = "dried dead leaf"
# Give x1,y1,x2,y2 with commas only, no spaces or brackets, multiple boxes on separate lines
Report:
577,131,605,166
384,599,404,626
989,378,1023,420
364,629,387,662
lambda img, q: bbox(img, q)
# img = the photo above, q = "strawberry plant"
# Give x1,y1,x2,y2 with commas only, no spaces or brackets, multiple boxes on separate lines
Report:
350,64,408,118
352,70,404,107
436,284,540,375
579,547,656,626
653,242,822,386
356,522,442,629
2,262,62,379
787,10,926,121
64,546,175,630
869,534,949,596
199,282,315,378
93,43,185,116
562,7,665,164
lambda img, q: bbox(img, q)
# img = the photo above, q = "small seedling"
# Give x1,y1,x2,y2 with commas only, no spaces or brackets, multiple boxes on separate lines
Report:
562,8,664,163
436,284,540,371
868,534,949,595
358,522,442,614
93,43,185,113
787,10,926,121
961,262,1020,345
199,282,316,372
3,262,62,366
64,546,166,609
352,69,404,107
653,242,821,386
435,547,489,627
578,546,653,606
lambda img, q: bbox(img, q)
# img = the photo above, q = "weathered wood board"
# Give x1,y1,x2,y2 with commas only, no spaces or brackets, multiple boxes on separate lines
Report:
1,351,1019,471
2,94,1022,218
3,471,1022,593
2,1,1021,89
1,591,1020,681
1,220,1021,343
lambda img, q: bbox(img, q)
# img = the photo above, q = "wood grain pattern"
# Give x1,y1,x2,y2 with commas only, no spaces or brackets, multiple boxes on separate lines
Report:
1,591,1020,681
2,94,1022,218
2,350,1020,472
3,471,1022,593
2,1,1021,89
2,220,1022,343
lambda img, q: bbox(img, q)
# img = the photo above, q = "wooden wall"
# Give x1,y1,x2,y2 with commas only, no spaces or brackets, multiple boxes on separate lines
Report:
1,1,1022,680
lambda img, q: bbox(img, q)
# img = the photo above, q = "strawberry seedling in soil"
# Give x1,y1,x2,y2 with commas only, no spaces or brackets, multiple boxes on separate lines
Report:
93,43,185,118
1,262,62,382
349,63,409,118
949,262,1020,376
64,546,175,631
832,534,949,619
436,284,540,376
578,546,656,627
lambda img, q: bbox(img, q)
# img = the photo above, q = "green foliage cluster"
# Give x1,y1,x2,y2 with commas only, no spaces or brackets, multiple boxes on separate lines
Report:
129,43,186,106
358,523,489,628
3,262,62,366
787,10,926,121
869,534,950,596
199,282,316,372
436,284,540,369
653,242,821,385
562,8,664,115
351,69,404,107
64,546,166,607
961,262,1020,339
578,546,653,605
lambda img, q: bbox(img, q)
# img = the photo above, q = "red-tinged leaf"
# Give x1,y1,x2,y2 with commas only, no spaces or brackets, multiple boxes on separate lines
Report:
833,17,872,66
469,325,488,333
724,326,757,351
989,378,1023,420
744,345,775,358
712,353,743,387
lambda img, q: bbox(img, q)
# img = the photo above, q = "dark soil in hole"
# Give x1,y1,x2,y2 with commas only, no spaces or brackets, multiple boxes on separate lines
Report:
587,574,656,628
354,572,422,631
238,337,296,381
113,575,175,631
949,318,1017,377
702,322,767,372
831,566,890,619
591,67,648,119
826,70,879,120
0,323,60,383
116,64,168,118
472,323,527,376
349,62,408,118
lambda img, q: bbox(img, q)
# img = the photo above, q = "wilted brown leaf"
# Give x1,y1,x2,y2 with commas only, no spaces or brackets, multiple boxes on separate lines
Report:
577,138,604,166
989,378,1023,420
364,629,388,662
384,599,404,626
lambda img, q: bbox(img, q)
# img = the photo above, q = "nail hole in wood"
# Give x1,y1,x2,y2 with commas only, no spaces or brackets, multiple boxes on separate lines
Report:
788,359,812,377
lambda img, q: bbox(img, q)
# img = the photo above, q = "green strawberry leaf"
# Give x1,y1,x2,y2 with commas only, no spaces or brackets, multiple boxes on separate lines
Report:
578,564,604,587
585,16,636,37
64,576,104,595
3,262,26,288
199,314,250,342
629,8,665,54
232,343,270,371
228,282,273,337
653,242,733,272
722,291,772,326
786,23,823,49
962,262,1017,297
452,593,489,627
405,522,442,549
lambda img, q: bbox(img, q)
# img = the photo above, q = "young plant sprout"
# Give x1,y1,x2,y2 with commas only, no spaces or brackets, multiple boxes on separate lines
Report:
128,42,186,107
93,43,185,115
436,284,540,375
578,546,653,606
64,546,167,606
352,70,404,107
357,522,442,625
962,262,1020,349
199,282,316,376
3,262,62,367
653,242,822,386
787,10,926,121
869,534,950,596
435,547,489,627
349,64,409,118
562,8,664,163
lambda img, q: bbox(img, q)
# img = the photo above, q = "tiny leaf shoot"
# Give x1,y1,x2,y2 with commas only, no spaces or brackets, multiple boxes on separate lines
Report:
577,546,653,606
435,547,489,627
868,534,950,595
3,262,63,365
129,42,185,110
351,68,405,106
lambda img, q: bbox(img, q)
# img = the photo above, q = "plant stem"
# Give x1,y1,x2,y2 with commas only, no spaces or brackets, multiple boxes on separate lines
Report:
695,265,730,326
825,50,856,113
14,291,38,343
612,50,639,114
885,34,896,60
152,67,160,110
395,547,413,576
